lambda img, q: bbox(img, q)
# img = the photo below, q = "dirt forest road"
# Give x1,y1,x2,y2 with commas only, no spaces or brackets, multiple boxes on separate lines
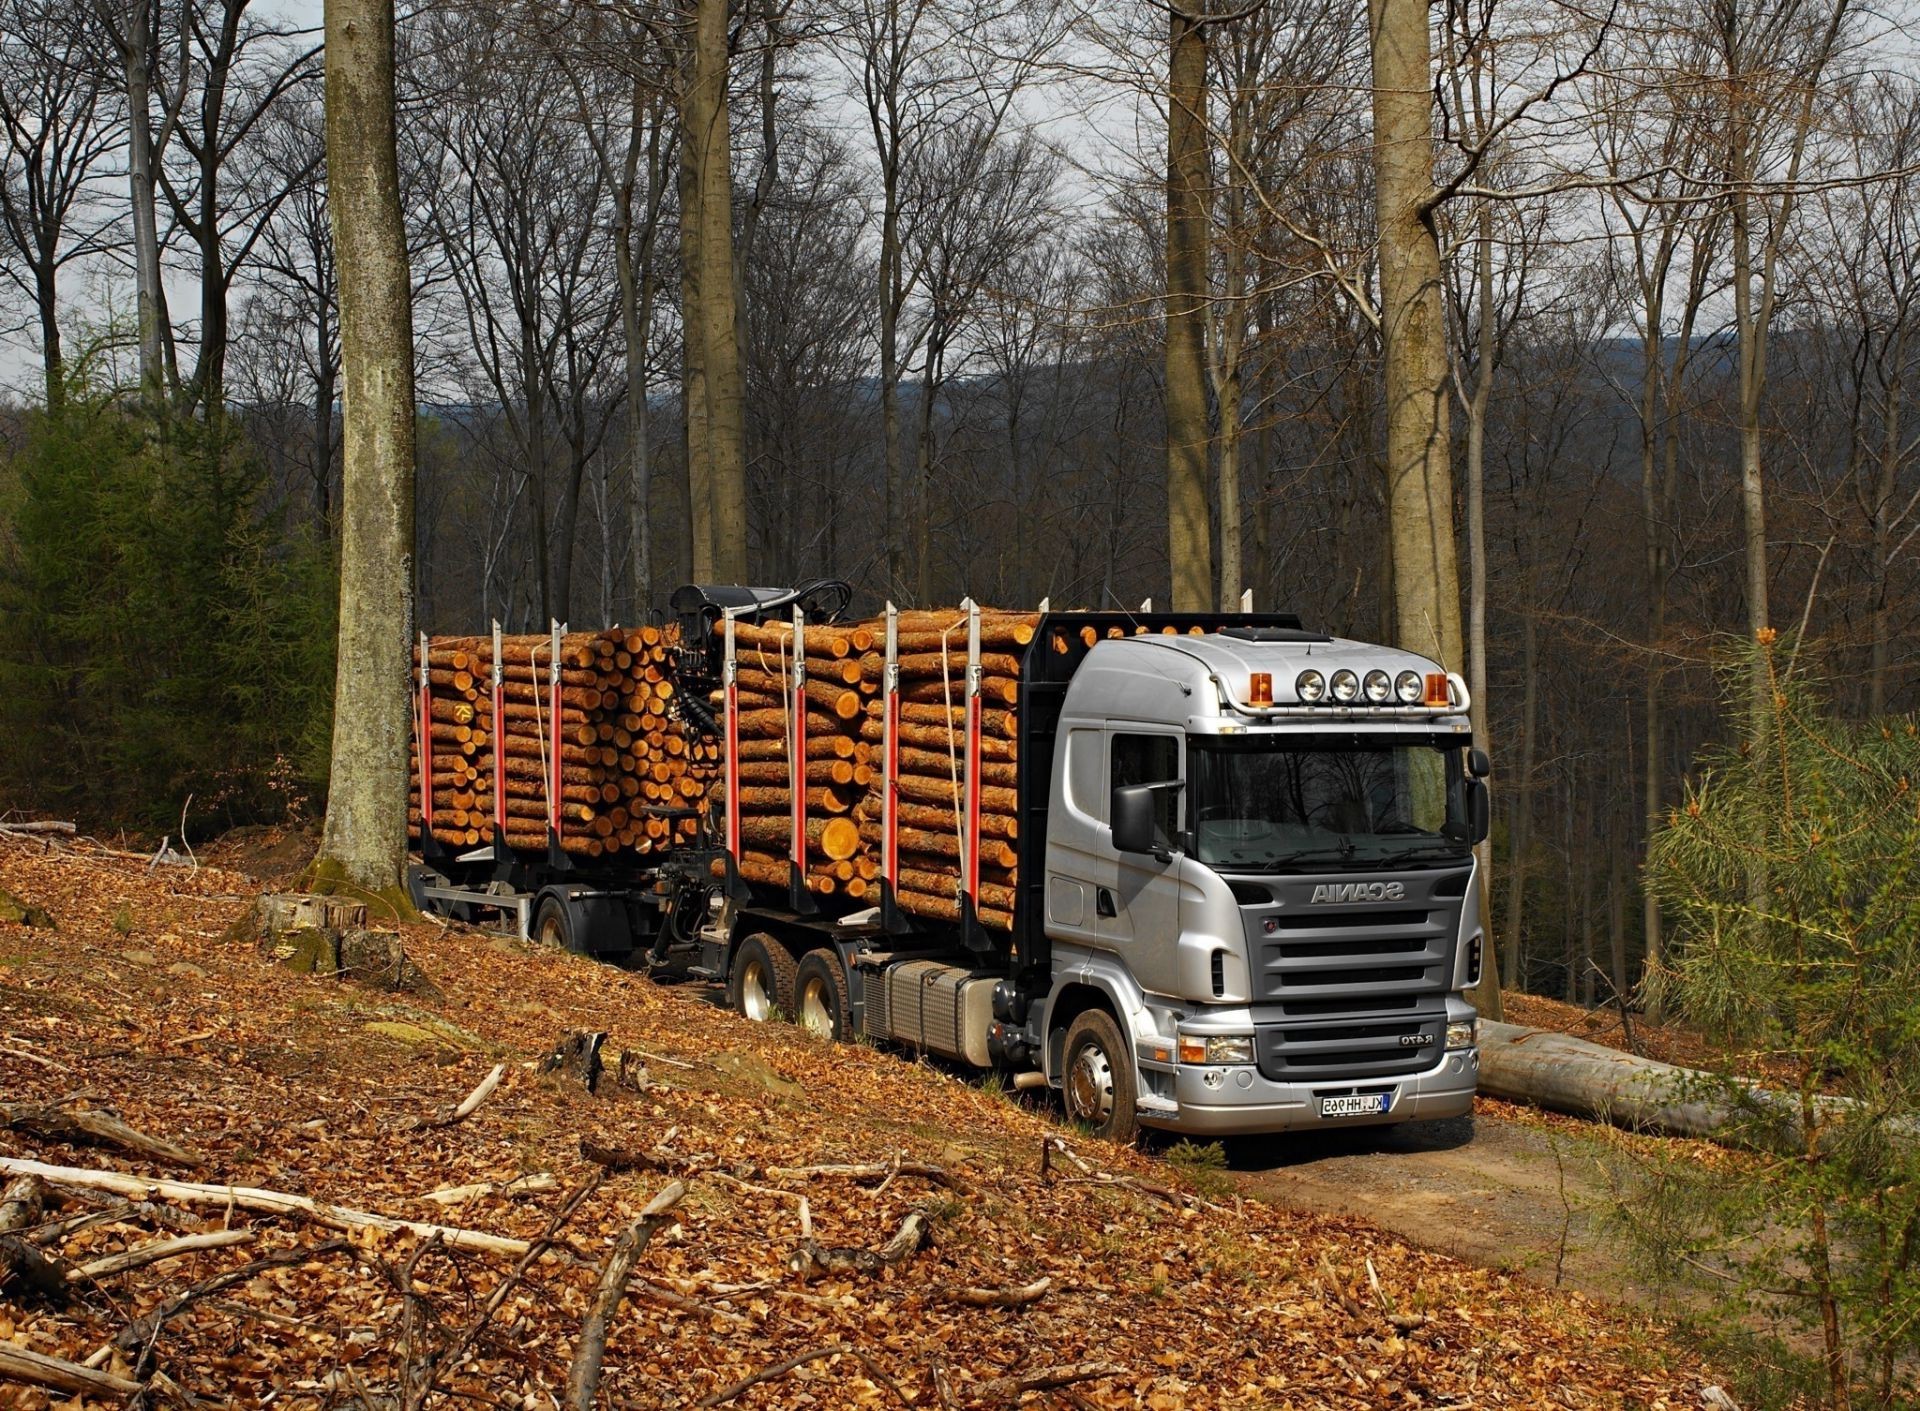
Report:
1221,1105,1675,1311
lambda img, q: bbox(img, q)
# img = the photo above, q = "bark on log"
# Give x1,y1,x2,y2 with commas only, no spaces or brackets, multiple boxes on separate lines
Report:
417,1063,506,1129
889,773,1018,815
788,1210,928,1281
0,1175,70,1303
0,1343,141,1399
738,814,860,861
69,1228,254,1281
1476,1020,1920,1149
563,1181,687,1411
0,1158,537,1256
962,1361,1125,1402
0,1104,204,1169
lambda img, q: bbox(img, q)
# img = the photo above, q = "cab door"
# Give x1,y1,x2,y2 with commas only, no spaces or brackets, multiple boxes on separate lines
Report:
1102,731,1185,997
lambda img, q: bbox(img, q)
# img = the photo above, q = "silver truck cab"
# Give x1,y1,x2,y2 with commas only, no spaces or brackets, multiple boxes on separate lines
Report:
1036,627,1485,1139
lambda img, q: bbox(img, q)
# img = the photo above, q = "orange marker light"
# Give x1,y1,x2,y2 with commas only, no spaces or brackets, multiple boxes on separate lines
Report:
1423,673,1450,707
1249,672,1273,705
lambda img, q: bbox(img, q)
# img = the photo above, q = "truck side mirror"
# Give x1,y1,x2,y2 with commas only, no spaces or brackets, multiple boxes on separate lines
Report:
1111,782,1179,861
1468,747,1491,779
1466,779,1490,845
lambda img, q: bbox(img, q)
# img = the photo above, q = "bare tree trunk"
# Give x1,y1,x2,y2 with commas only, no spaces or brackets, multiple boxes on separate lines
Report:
1869,341,1902,715
1164,0,1212,612
1369,0,1463,669
35,264,63,411
1501,611,1537,992
694,0,748,582
313,340,337,528
1463,200,1500,1018
678,76,712,583
616,89,660,615
315,0,416,899
1209,140,1246,611
118,13,172,406
915,334,941,603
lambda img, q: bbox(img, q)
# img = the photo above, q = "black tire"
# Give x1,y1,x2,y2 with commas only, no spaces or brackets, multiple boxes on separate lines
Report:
533,896,588,956
1061,1009,1140,1144
729,934,797,1022
793,950,851,1042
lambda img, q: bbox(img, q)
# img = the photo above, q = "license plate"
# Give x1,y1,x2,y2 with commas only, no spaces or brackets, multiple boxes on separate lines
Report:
1319,1093,1390,1119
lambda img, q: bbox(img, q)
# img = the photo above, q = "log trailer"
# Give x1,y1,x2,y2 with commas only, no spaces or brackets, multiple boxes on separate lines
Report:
408,583,1490,1142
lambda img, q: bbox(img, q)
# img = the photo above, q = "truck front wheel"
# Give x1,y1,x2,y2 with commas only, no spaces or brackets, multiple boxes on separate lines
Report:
1061,1009,1140,1144
729,934,797,1022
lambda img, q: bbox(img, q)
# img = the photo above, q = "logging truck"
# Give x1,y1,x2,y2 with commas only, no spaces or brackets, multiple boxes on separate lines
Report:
407,582,1489,1142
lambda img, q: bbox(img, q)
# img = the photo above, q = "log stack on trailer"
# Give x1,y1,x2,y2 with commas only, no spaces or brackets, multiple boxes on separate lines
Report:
706,605,1039,932
856,610,1039,932
409,626,718,858
710,620,878,899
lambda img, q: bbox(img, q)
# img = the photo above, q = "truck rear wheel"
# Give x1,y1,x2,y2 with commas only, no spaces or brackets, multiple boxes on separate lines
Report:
793,950,850,1042
1061,1009,1140,1144
729,934,797,1022
533,897,588,957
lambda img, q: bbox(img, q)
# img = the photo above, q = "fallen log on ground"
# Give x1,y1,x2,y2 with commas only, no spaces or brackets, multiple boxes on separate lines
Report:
416,1062,506,1130
0,1157,537,1256
1478,1019,1920,1148
788,1210,928,1281
0,1103,203,1169
0,1342,141,1400
564,1180,687,1411
69,1228,254,1282
0,1174,71,1303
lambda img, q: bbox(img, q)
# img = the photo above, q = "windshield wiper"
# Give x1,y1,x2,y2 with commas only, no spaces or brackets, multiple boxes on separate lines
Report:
1234,841,1365,870
1378,842,1470,864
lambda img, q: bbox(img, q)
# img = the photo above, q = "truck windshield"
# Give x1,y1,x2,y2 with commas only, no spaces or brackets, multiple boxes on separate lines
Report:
1189,735,1470,871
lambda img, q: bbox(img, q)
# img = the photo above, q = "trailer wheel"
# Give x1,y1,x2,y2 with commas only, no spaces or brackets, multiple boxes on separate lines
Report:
1061,1009,1140,1144
533,896,588,957
729,934,797,1022
793,950,850,1042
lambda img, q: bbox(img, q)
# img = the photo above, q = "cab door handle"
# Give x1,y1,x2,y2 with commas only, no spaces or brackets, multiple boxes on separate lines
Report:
1096,888,1116,918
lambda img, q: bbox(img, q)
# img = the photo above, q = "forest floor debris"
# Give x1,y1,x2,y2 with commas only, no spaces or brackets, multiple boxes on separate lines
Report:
0,834,1723,1408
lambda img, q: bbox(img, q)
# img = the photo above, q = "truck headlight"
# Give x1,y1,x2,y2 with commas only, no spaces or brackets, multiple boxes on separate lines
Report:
1330,669,1359,702
1395,670,1424,703
1178,1034,1254,1065
1296,670,1325,702
1446,1020,1476,1051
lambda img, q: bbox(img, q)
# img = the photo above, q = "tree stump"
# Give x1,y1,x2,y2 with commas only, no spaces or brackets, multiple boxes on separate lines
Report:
543,1032,607,1094
233,894,431,995
0,888,55,928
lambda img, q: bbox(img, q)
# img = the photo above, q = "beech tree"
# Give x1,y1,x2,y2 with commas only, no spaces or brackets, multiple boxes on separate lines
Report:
312,0,416,897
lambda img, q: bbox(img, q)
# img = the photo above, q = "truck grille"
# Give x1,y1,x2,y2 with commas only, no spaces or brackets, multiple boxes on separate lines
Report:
1236,867,1468,1082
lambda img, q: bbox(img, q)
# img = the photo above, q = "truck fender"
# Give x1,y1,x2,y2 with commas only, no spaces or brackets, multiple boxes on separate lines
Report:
1036,950,1151,1083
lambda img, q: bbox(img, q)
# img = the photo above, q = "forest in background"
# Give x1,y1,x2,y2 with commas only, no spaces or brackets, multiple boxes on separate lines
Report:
0,0,1916,1006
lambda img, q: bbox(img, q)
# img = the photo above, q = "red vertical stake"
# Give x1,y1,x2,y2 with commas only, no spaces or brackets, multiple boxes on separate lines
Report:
549,621,564,841
882,604,899,890
964,600,982,905
791,607,808,884
417,631,434,834
724,614,741,863
491,621,507,841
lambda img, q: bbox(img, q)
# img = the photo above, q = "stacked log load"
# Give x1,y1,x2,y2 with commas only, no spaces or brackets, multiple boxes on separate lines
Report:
854,610,1038,932
409,627,717,857
712,621,880,899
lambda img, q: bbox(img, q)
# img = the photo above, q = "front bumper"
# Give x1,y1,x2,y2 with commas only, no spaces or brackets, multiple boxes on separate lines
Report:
1139,1046,1479,1136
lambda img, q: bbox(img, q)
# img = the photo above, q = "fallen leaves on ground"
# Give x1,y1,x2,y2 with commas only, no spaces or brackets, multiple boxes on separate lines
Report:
0,836,1725,1409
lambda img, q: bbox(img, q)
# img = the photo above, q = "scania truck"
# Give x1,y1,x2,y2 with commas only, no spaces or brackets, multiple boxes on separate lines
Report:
409,583,1488,1142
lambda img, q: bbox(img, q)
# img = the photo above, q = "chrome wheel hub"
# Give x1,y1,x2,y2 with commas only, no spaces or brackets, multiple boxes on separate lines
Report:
739,960,772,1021
1067,1042,1115,1124
799,978,834,1039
